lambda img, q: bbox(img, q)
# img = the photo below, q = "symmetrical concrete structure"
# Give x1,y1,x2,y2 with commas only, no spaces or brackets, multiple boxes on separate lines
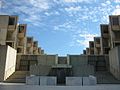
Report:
1,14,120,87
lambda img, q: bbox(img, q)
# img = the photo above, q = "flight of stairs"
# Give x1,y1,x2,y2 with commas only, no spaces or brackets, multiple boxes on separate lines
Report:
4,71,30,83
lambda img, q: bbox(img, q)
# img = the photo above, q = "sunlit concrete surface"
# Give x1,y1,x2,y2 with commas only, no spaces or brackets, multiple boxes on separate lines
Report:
0,84,120,90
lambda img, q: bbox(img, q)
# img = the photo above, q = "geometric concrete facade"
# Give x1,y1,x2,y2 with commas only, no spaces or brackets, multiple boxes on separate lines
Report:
0,15,18,49
0,45,16,81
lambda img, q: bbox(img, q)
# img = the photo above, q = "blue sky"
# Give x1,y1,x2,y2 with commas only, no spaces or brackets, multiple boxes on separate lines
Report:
0,0,120,55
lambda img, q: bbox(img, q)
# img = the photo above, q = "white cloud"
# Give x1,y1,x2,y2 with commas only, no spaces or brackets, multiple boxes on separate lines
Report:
29,0,50,10
114,0,120,3
44,11,60,16
65,6,81,12
70,31,98,47
64,0,96,3
112,5,120,15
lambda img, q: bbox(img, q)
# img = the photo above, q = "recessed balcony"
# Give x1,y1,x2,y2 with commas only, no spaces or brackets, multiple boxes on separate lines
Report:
33,47,38,50
112,25,120,31
18,33,25,38
95,43,101,48
8,25,16,31
27,43,32,47
103,33,109,38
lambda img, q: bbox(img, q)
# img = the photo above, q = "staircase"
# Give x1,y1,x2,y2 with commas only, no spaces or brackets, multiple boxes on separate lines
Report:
4,71,30,83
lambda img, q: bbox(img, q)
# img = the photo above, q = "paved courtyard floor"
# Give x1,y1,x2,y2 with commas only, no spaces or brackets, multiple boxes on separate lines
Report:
0,83,120,90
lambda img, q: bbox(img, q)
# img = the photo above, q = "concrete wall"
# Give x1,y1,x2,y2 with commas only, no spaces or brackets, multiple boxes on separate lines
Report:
37,55,56,66
30,65,51,76
109,46,120,80
72,65,94,77
69,55,88,66
0,15,9,45
0,45,17,81
69,55,94,76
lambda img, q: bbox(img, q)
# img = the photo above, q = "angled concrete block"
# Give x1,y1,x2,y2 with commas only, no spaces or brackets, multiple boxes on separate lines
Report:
83,76,97,86
40,76,56,86
83,77,90,86
47,77,56,85
66,77,82,86
89,75,97,85
26,76,39,85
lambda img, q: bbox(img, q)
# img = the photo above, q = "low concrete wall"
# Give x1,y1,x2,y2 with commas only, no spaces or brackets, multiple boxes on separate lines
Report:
0,45,17,81
26,76,56,86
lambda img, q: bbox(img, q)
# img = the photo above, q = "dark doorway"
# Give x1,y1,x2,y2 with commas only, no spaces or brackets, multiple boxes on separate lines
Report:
49,68,72,85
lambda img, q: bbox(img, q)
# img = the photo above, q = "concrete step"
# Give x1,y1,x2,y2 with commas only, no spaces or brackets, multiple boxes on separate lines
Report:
5,71,29,83
95,71,120,84
5,78,25,83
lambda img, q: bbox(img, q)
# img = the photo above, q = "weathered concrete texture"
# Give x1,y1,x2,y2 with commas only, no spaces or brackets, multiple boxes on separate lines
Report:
26,76,56,86
40,76,56,86
26,76,39,85
72,65,94,77
30,65,51,76
66,77,82,86
109,46,120,80
69,55,88,66
37,55,56,66
83,76,97,86
1,85,120,90
0,45,16,81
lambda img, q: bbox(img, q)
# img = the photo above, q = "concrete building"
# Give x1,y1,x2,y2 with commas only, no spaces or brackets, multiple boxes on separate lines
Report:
109,15,120,49
26,37,34,54
94,37,101,55
38,47,42,54
33,41,39,55
86,48,90,55
83,50,86,55
89,41,94,55
0,15,18,49
41,49,44,54
100,24,110,55
1,14,120,87
17,24,27,54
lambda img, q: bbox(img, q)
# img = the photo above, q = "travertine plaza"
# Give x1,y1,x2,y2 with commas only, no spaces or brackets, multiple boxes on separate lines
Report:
1,15,120,88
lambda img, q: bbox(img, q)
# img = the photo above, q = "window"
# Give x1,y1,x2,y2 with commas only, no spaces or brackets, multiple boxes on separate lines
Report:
90,42,94,47
112,17,119,25
9,17,15,25
18,26,24,33
6,42,13,47
17,48,22,53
